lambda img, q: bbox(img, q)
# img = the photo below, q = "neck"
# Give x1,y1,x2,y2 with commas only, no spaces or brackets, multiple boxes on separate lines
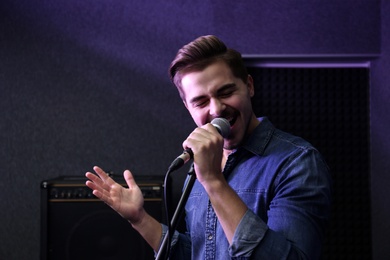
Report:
221,149,234,169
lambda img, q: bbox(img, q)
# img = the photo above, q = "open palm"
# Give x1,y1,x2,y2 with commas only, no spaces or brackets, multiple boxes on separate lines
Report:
85,166,144,223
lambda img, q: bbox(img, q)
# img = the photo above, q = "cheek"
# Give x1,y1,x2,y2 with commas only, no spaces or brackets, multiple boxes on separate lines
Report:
229,96,246,110
187,109,207,127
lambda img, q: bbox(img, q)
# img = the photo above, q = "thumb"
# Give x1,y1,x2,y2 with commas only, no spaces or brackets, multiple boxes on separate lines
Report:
123,169,137,189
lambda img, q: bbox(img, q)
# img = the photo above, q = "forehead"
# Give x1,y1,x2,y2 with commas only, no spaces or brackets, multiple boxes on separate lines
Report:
181,62,235,93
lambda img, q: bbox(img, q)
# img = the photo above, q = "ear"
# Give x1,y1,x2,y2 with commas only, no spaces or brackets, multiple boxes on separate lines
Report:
247,75,255,97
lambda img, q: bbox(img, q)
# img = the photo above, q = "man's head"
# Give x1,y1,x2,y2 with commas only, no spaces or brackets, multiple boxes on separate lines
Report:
169,35,249,101
169,35,259,150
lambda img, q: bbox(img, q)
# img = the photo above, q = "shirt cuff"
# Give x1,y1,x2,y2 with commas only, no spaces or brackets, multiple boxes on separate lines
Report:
229,209,268,258
155,224,180,255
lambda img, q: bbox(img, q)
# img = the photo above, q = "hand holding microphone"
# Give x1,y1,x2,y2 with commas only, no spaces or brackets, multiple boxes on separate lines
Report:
168,118,230,172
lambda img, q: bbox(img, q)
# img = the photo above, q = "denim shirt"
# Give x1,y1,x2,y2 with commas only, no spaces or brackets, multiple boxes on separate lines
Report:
160,117,332,259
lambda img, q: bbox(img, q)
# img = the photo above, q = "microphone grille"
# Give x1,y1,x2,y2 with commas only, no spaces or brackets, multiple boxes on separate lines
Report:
211,118,231,138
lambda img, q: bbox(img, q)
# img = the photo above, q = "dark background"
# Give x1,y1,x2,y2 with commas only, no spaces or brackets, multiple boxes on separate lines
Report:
1,1,388,259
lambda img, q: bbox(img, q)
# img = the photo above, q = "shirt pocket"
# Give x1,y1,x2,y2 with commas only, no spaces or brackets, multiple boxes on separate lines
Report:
235,189,269,219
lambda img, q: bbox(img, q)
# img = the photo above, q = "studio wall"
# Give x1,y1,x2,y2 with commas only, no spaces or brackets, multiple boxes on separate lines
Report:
0,1,386,259
370,1,390,259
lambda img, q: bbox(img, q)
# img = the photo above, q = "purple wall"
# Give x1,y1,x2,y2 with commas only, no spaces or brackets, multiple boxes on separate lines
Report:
0,0,386,259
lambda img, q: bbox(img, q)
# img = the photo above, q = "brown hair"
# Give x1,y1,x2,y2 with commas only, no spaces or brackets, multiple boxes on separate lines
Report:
169,35,248,100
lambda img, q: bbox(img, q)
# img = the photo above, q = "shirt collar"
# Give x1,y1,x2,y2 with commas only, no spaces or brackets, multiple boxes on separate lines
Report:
241,117,275,157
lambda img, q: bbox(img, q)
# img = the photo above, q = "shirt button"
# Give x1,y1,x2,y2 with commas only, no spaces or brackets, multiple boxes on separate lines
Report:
208,235,213,240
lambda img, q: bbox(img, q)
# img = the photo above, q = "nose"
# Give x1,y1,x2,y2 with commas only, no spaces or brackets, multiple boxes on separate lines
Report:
209,98,225,117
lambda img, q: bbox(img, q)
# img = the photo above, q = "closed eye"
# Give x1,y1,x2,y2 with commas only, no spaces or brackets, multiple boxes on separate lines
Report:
217,83,237,98
194,99,209,108
189,83,237,108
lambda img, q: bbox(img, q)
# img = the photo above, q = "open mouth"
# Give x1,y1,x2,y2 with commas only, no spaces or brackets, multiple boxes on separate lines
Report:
210,114,237,130
224,113,238,128
227,117,236,127
218,116,237,127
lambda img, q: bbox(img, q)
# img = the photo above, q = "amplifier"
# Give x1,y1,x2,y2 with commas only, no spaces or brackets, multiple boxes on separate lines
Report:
40,175,164,260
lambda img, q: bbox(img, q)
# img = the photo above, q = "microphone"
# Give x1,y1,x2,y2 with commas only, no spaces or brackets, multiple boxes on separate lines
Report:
168,118,231,172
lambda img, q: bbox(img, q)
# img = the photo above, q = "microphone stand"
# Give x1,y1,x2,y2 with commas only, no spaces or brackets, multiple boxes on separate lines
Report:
155,165,196,260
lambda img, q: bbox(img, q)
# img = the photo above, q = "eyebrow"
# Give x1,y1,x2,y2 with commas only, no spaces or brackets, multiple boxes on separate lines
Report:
188,83,237,105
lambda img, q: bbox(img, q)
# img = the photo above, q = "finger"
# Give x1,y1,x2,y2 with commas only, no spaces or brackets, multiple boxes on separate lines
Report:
183,127,215,153
85,170,113,199
85,179,113,204
85,175,106,198
85,171,109,194
203,123,221,136
182,127,206,149
123,169,137,189
85,171,103,186
93,166,108,180
93,166,116,186
85,176,100,191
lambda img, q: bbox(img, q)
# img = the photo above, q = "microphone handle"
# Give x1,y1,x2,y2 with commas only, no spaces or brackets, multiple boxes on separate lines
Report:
168,149,193,172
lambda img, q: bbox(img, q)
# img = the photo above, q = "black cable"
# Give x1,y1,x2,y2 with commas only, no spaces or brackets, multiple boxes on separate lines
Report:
162,167,173,260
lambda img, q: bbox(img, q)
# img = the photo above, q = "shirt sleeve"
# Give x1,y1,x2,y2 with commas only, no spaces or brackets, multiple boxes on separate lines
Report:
156,224,192,260
228,209,268,257
229,148,332,259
